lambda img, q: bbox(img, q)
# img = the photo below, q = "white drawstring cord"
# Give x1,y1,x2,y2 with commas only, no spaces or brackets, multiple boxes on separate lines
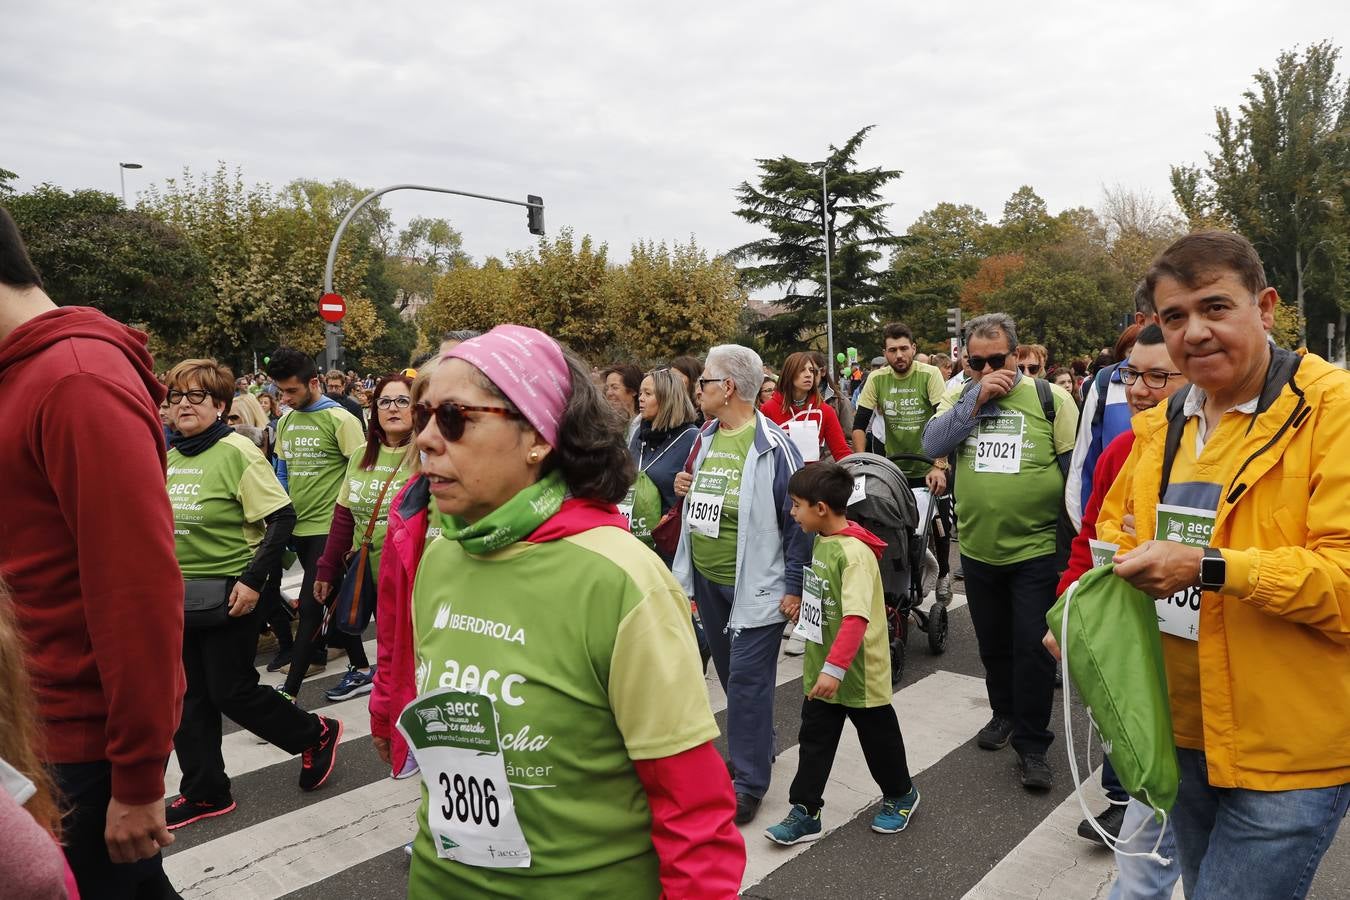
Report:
1060,580,1172,865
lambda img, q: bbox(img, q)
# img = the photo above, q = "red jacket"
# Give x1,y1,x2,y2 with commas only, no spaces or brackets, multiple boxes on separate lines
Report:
370,485,745,897
0,307,185,805
1056,430,1135,597
760,391,852,461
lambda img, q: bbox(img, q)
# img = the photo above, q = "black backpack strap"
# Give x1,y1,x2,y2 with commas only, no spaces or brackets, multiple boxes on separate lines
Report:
1034,377,1056,425
1158,385,1193,500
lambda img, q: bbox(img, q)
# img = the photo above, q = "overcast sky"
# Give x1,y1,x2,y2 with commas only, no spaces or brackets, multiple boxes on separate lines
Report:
5,1,1348,272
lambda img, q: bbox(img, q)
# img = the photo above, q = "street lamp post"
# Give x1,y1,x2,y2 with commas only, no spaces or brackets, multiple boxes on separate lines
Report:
118,162,143,205
812,161,835,368
321,184,545,369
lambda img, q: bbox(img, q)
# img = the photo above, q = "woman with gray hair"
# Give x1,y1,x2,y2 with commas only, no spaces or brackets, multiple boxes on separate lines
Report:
673,343,811,825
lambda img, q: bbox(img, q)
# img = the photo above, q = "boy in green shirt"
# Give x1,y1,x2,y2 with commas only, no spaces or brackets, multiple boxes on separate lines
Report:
764,462,920,845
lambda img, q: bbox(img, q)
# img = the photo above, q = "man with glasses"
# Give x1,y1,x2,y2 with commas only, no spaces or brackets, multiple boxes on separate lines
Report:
267,348,367,689
1094,232,1350,898
922,313,1078,791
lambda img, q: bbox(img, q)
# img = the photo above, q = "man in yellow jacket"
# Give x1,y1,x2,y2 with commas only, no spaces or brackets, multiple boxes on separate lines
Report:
1098,230,1350,899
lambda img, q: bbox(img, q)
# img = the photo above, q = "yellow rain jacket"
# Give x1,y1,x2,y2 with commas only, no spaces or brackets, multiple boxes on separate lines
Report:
1099,348,1350,791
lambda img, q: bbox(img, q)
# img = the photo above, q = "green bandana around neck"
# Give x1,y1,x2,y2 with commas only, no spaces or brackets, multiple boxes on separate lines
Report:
435,470,566,554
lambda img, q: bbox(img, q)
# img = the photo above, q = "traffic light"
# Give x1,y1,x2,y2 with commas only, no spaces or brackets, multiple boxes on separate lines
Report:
946,307,963,341
526,195,545,236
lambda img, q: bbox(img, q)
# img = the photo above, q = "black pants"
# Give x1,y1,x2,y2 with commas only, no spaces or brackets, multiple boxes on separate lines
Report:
51,760,181,900
176,605,323,802
962,552,1058,755
259,557,293,651
283,533,368,696
789,697,913,814
934,495,954,578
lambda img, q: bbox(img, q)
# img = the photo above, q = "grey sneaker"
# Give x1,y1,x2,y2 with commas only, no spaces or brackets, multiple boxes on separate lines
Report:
935,574,953,606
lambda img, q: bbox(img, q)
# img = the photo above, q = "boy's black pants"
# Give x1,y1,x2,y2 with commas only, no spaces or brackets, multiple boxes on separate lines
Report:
789,697,913,814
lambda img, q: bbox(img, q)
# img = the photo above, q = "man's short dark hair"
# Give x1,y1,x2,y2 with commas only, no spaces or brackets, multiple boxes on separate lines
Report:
1135,323,1165,346
882,322,913,343
1144,230,1267,309
266,347,318,383
0,207,44,290
788,461,854,514
1132,280,1154,316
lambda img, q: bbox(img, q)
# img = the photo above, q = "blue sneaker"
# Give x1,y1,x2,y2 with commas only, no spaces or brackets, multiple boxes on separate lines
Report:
325,665,375,702
763,804,822,845
871,788,920,833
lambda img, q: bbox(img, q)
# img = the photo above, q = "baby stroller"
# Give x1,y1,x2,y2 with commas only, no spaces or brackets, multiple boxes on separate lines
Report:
839,453,949,686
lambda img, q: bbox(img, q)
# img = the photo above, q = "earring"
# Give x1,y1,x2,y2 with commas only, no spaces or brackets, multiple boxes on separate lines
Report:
529,451,540,463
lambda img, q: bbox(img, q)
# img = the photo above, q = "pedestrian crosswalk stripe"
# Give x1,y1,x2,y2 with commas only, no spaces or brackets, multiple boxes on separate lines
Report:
742,670,988,891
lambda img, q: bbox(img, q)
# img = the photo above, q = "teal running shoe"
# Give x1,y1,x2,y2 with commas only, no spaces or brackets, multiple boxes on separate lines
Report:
871,787,920,833
763,803,823,845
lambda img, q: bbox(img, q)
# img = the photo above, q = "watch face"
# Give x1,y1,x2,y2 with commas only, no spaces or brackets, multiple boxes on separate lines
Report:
1202,554,1225,588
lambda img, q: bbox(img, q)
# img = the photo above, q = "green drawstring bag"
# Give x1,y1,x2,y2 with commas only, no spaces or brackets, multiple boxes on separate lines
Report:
1048,565,1179,859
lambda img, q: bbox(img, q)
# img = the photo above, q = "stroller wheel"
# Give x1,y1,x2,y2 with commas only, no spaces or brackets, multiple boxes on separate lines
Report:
927,602,949,655
890,634,906,688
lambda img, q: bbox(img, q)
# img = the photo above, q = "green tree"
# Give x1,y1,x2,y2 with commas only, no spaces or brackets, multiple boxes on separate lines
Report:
508,229,613,358
730,126,904,357
4,183,211,346
883,203,990,350
607,239,744,361
987,263,1127,363
140,165,385,369
1170,41,1350,353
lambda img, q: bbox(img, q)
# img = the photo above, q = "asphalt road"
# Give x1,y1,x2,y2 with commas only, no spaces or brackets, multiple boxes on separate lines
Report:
160,568,1350,899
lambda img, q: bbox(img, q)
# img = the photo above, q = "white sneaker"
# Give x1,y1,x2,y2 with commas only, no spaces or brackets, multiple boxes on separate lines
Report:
784,635,806,657
935,574,953,606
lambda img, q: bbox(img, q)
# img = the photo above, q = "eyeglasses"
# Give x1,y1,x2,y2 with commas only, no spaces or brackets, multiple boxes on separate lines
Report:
1118,367,1184,389
376,396,412,410
167,389,211,405
967,353,1010,372
413,400,523,441
697,377,727,390
1017,363,1042,375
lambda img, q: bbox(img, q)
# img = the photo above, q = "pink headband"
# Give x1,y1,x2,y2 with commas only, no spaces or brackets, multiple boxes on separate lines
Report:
443,325,572,447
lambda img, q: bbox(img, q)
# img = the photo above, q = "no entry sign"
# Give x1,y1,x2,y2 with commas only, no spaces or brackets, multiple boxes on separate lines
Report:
319,293,346,323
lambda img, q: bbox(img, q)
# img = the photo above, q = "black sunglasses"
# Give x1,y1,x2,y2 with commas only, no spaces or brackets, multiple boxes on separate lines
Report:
968,353,1010,372
1018,363,1041,375
413,400,523,441
697,377,727,389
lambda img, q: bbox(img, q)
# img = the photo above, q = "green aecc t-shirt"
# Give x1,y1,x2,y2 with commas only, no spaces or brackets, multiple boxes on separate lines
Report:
338,445,412,575
857,362,946,480
407,525,718,898
276,406,365,537
689,418,756,585
802,534,893,708
167,432,290,578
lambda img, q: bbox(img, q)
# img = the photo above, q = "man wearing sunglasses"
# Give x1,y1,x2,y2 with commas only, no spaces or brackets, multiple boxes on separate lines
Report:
922,312,1079,792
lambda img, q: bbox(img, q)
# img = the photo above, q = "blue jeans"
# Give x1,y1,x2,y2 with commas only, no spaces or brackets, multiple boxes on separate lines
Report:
1171,748,1350,899
693,570,782,799
1108,798,1180,900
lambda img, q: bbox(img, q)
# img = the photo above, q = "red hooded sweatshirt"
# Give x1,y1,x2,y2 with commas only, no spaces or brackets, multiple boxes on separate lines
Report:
0,307,185,805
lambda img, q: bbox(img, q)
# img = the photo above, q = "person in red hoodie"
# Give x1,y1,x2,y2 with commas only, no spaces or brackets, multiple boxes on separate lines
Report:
760,351,852,463
0,208,185,899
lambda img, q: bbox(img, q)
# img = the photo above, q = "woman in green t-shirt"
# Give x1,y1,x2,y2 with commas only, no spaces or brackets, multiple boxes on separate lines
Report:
162,359,342,832
399,325,743,899
314,373,415,703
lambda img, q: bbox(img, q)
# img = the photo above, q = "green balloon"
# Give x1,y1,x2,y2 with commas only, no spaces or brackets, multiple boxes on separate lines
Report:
836,352,847,363
263,356,270,364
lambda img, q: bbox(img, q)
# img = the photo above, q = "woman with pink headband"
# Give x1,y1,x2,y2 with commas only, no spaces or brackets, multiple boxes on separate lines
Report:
386,324,745,898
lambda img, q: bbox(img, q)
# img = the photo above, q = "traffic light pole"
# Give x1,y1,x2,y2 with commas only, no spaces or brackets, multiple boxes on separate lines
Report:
320,184,545,369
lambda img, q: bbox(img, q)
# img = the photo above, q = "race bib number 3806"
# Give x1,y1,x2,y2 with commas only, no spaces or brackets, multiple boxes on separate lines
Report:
397,689,532,868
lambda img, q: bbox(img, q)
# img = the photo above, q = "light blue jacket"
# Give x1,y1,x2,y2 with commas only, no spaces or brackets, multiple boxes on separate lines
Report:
672,411,812,630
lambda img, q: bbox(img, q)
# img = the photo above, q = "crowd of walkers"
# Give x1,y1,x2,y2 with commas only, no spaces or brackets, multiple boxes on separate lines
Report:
1,200,1347,900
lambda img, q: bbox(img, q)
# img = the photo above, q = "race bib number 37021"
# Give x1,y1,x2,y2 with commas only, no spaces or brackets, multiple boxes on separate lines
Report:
397,689,532,868
974,412,1024,474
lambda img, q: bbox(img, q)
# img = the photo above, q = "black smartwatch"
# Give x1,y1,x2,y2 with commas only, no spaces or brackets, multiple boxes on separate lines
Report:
1199,548,1227,591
